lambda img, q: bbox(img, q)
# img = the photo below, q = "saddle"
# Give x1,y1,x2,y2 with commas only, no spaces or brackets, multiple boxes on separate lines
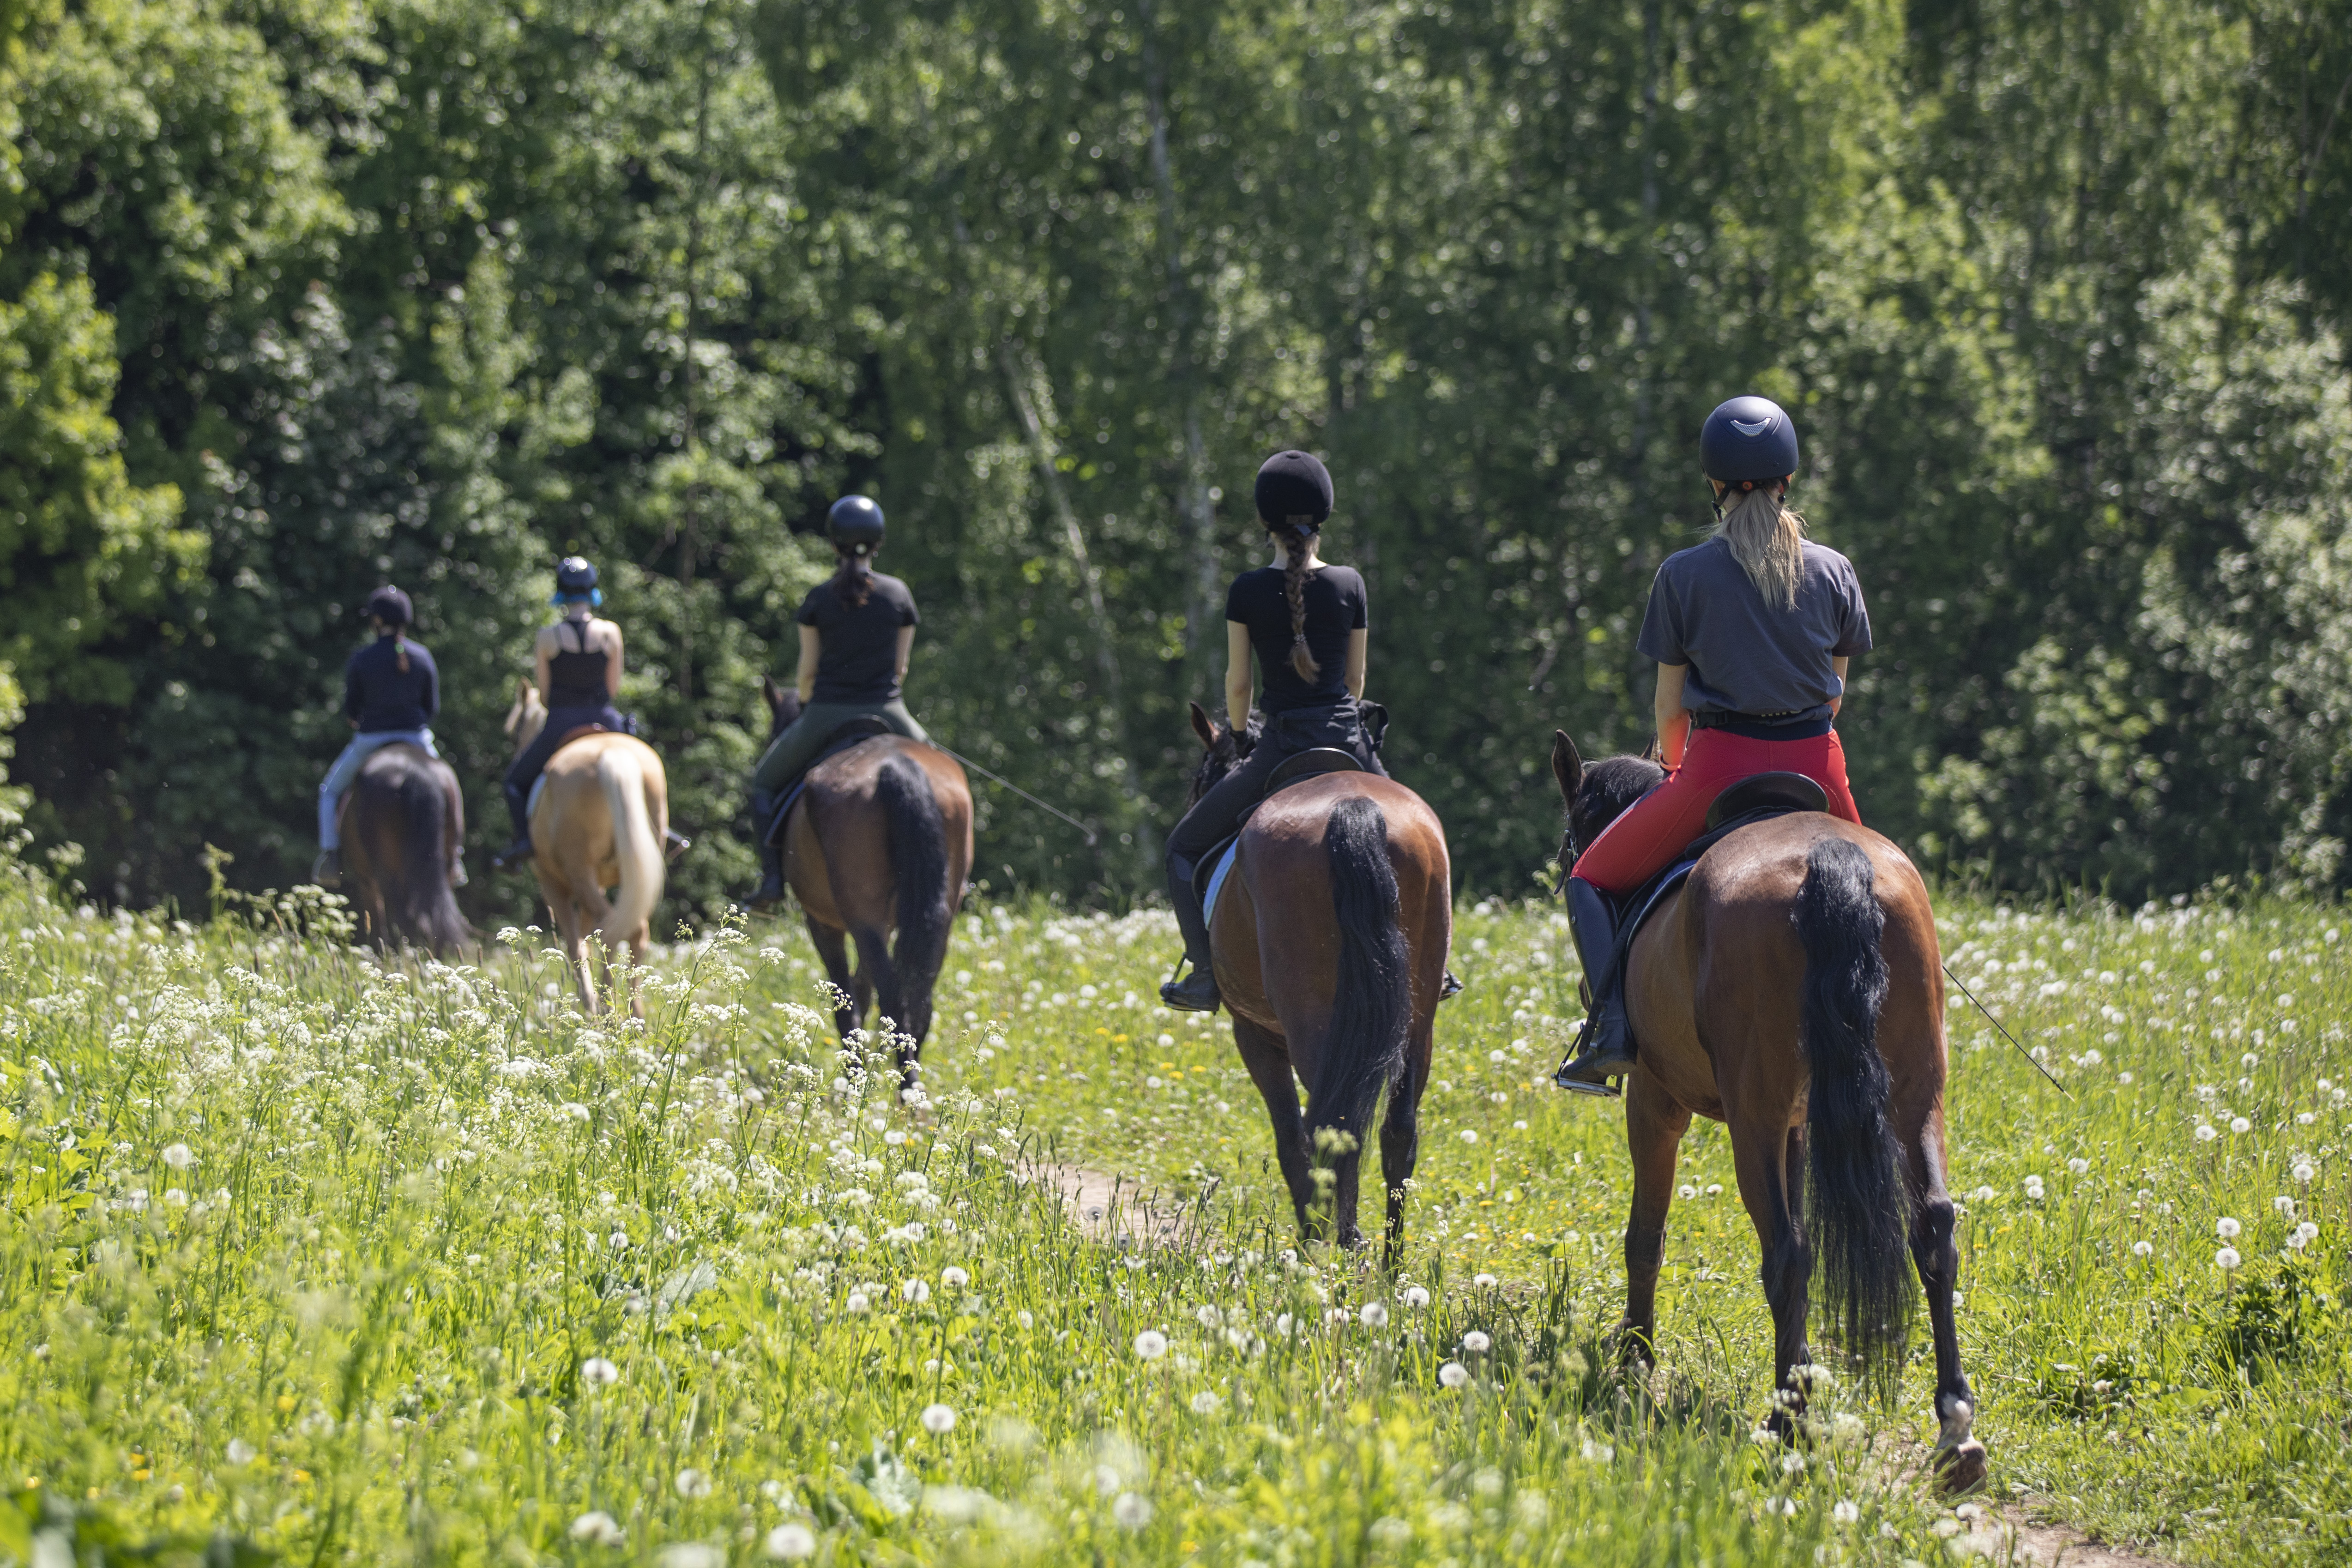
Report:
762,716,896,848
524,720,635,817
1194,747,1369,925
1610,770,1831,968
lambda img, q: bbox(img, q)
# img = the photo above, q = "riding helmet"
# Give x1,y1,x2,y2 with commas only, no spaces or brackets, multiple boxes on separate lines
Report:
1254,450,1333,527
827,494,887,556
365,585,413,627
1699,395,1800,486
552,555,603,607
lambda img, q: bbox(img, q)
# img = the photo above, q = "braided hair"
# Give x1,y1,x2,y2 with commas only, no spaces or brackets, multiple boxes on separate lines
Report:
1252,450,1336,683
832,543,875,609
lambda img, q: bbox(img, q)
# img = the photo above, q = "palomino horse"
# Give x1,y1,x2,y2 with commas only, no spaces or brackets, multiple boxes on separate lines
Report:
1551,733,1984,1489
761,680,973,1084
504,682,672,1012
1183,704,1451,1256
339,742,470,953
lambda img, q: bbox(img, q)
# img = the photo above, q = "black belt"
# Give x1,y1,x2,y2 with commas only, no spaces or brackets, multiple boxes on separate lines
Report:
1689,712,1833,741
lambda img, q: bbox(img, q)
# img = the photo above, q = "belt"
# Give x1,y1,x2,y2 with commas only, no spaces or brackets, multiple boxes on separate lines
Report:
1689,712,1833,741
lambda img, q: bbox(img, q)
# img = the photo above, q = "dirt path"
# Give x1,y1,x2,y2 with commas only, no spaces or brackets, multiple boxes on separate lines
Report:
1032,1158,2181,1566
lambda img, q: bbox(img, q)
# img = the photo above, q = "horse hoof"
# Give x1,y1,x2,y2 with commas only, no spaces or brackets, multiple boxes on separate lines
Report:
1933,1438,1988,1495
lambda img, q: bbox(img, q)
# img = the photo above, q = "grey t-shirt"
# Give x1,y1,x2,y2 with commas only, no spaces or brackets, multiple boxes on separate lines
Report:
1636,537,1872,723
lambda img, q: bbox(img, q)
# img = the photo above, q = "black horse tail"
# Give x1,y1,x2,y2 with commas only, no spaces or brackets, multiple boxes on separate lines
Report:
1793,836,1916,1392
1311,795,1411,1154
877,752,951,1038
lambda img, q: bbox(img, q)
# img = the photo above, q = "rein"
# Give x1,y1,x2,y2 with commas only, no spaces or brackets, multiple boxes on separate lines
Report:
928,741,1099,847
1940,964,2071,1098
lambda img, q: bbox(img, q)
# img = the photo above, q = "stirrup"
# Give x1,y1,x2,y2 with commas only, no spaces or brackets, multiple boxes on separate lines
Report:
745,875,786,913
1440,969,1464,999
1159,962,1221,1013
1553,1020,1633,1098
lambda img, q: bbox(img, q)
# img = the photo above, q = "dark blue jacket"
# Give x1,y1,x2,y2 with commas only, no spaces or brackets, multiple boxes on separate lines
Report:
344,635,439,732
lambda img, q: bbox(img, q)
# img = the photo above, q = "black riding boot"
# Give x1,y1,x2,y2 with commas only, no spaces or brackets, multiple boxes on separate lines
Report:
1159,856,1221,1013
746,790,786,911
491,781,534,870
1555,876,1635,1096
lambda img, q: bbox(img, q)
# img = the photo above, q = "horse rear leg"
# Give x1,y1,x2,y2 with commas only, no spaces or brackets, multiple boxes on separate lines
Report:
1728,1116,1814,1430
1377,1013,1435,1271
1619,1071,1691,1362
1908,1108,1986,1490
848,925,895,1058
805,917,862,1038
1231,1014,1316,1236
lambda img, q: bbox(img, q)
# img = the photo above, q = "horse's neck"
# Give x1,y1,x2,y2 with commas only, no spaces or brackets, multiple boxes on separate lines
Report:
515,709,549,753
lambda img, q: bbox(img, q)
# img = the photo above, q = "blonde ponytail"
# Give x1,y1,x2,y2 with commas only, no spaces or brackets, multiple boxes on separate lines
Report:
1714,483,1805,611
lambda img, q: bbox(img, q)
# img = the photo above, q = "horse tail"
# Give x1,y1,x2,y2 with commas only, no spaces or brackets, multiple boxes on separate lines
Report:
1792,835,1916,1389
596,745,663,943
395,765,469,954
1311,794,1411,1151
876,752,950,1027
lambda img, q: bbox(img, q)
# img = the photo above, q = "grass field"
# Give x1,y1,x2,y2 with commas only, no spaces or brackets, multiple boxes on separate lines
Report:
1,846,2345,1565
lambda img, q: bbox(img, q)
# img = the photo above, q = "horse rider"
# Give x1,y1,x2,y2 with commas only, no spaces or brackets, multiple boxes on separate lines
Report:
312,585,453,888
743,495,929,911
492,557,630,869
1159,450,1387,1013
1553,395,1873,1093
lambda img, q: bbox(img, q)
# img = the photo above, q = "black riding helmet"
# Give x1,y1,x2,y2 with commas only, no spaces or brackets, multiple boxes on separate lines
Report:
827,495,886,556
1699,395,1800,488
1254,450,1333,527
365,585,413,627
553,556,602,607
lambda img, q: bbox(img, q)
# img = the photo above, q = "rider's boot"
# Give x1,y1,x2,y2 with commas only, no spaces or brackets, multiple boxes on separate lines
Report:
1554,875,1635,1097
1441,969,1465,999
490,782,534,870
448,852,468,888
310,849,342,890
745,790,787,911
1158,858,1222,1013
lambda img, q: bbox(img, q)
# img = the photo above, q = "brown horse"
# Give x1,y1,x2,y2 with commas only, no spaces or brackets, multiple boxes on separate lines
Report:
1183,704,1451,1256
1551,732,1984,1488
761,681,973,1082
339,742,470,953
505,683,672,1012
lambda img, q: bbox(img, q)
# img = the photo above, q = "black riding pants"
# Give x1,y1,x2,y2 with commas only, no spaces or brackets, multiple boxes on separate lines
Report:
1164,702,1387,957
505,704,627,837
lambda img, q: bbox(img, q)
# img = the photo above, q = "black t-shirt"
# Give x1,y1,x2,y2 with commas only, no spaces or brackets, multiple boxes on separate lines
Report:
797,572,921,703
1225,563,1368,713
343,636,439,732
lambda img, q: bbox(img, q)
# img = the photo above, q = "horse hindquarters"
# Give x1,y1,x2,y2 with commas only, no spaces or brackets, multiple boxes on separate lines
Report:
593,747,663,955
1793,837,1917,1390
1313,795,1411,1245
392,764,466,952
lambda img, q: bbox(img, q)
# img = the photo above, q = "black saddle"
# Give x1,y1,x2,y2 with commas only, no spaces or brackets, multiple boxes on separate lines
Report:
1608,771,1836,974
1704,770,1827,830
1190,748,1370,904
762,717,897,848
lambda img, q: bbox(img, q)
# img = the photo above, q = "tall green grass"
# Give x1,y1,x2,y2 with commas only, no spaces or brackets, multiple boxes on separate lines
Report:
0,851,2342,1564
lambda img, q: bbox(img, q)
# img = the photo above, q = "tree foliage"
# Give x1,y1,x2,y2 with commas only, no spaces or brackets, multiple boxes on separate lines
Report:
3,0,2350,916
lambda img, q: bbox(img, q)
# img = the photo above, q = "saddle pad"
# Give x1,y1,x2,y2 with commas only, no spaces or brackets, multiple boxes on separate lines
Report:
1202,838,1242,928
1610,804,1815,971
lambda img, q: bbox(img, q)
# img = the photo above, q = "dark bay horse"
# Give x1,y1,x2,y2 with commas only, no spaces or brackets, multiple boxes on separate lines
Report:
339,742,470,953
761,681,973,1083
1184,704,1451,1257
1552,732,1984,1489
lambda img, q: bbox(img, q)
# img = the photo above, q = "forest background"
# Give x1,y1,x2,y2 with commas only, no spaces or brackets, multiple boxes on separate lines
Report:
4,0,2352,925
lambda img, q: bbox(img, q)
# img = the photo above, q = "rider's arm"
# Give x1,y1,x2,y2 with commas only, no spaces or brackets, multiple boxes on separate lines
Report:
795,624,821,703
1654,662,1690,768
603,621,625,700
1224,621,1254,733
895,624,916,685
1830,655,1848,718
1344,628,1368,699
533,630,554,705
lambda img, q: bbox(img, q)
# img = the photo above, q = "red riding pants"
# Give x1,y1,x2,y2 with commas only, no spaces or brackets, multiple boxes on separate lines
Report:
1570,725,1861,894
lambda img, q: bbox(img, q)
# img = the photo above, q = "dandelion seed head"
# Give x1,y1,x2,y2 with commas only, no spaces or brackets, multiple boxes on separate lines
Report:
1402,1285,1431,1309
2215,1246,2242,1270
161,1142,195,1170
1462,1330,1491,1353
1438,1361,1471,1388
1359,1302,1390,1328
920,1403,957,1435
2132,1240,2153,1258
569,1511,626,1545
1833,1500,1860,1525
1133,1330,1168,1361
1189,1391,1221,1415
580,1356,619,1387
941,1266,970,1288
765,1523,816,1560
675,1467,712,1499
1111,1492,1154,1529
2217,1217,2241,1239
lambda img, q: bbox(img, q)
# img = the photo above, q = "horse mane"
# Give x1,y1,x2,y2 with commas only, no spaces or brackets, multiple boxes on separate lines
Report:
1186,712,1261,808
1562,754,1667,873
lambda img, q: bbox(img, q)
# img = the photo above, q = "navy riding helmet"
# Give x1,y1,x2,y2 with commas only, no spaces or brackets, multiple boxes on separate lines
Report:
553,555,602,608
1699,395,1801,487
827,494,887,555
365,585,413,627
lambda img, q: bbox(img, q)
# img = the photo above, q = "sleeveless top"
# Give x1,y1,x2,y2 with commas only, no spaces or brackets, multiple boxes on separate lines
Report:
548,619,612,709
